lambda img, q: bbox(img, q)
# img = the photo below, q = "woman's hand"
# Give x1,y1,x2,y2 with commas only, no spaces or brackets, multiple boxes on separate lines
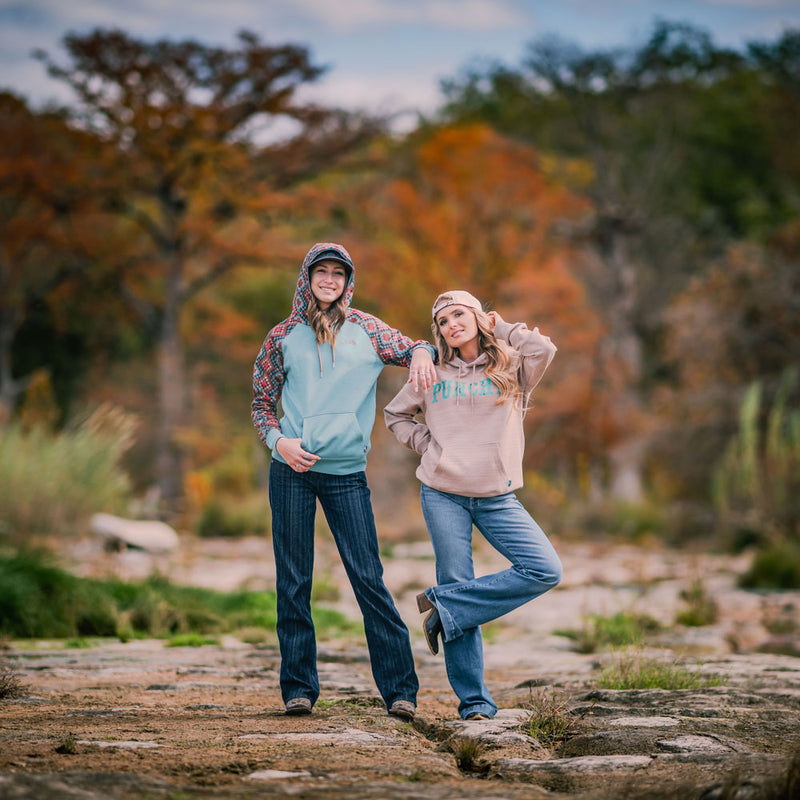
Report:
408,348,436,392
486,310,504,330
276,437,320,472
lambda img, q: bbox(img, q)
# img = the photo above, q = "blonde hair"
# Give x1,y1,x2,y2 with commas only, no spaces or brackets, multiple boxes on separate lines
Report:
307,261,347,345
432,307,521,405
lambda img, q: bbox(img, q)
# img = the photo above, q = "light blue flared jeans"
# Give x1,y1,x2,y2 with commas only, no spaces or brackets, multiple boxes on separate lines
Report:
420,483,562,719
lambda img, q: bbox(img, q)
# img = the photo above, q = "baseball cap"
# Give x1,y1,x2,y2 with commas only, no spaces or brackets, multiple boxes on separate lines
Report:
306,248,353,275
432,290,483,320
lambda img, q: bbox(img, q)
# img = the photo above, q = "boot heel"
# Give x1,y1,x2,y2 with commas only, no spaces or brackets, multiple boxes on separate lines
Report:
416,592,434,614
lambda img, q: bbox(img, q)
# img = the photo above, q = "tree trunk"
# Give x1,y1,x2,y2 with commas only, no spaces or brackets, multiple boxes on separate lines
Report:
156,256,185,511
608,438,646,503
0,306,25,423
603,224,646,503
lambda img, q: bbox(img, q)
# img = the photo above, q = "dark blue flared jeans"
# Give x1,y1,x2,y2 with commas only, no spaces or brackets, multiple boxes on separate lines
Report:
268,460,418,708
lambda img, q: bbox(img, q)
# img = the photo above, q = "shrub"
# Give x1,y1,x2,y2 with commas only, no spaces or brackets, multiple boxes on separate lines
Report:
0,663,22,700
739,542,800,590
0,405,134,545
714,369,800,551
196,495,269,538
573,500,666,543
54,733,78,754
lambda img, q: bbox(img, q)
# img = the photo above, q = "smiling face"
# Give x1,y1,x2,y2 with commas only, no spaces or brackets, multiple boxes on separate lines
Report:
309,260,348,309
435,304,479,360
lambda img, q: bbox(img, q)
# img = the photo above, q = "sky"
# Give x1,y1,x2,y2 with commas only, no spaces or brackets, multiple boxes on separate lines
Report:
2,0,800,131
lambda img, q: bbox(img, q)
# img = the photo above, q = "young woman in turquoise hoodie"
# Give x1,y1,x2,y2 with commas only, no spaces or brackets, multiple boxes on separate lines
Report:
384,290,562,721
252,242,436,720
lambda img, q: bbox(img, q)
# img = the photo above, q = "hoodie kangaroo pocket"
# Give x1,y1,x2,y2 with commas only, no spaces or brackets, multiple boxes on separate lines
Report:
302,413,366,460
431,441,510,492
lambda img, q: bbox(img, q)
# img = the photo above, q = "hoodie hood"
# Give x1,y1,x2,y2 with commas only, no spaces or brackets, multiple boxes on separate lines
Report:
292,242,355,319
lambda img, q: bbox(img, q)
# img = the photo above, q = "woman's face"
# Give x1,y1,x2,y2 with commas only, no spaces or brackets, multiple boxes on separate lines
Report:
310,261,347,309
435,304,479,356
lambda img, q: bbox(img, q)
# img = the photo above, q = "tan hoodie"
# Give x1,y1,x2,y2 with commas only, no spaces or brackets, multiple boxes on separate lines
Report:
384,319,556,498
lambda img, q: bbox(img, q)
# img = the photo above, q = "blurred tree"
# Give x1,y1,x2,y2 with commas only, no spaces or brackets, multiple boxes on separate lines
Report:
342,124,590,328
650,29,800,521
438,20,798,503
332,124,607,483
0,92,116,422
747,28,800,202
657,235,800,507
36,29,382,507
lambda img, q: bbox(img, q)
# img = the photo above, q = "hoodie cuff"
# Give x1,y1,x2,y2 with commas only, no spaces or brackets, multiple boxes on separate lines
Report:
414,342,438,361
266,429,284,451
492,319,514,343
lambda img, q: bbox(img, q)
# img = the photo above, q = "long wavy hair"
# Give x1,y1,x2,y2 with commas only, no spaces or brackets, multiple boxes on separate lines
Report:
307,261,348,345
432,307,522,406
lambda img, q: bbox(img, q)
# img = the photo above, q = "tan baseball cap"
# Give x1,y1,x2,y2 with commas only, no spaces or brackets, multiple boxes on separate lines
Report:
432,290,483,320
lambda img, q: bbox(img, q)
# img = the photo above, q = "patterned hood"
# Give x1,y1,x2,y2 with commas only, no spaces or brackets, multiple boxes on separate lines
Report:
292,242,355,319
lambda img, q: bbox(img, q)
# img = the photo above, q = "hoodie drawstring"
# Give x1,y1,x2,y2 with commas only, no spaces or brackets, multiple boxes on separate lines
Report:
471,362,476,411
455,362,478,411
315,339,337,378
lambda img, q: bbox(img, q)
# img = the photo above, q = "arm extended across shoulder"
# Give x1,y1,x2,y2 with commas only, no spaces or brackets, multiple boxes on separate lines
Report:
349,309,436,367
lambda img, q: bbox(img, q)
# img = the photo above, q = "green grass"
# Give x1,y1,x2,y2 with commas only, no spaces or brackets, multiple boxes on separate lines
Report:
0,549,361,641
54,733,78,754
676,579,719,626
558,611,662,654
450,737,486,773
166,633,221,647
595,650,727,690
64,637,93,649
522,688,582,749
315,697,383,712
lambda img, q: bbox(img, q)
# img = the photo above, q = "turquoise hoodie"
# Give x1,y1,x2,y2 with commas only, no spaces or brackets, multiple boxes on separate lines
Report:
252,243,434,475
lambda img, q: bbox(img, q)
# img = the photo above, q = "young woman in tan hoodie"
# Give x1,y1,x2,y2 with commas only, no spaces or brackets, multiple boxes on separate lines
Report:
384,290,562,720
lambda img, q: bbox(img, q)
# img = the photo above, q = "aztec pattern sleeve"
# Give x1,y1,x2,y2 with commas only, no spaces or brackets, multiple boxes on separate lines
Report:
251,324,287,450
348,310,436,366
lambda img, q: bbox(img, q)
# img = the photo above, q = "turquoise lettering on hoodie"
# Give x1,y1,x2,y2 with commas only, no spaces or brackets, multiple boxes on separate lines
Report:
431,378,500,403
480,378,498,396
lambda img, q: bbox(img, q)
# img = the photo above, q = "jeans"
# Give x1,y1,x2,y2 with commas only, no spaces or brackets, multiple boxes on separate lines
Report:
420,483,562,719
269,459,418,708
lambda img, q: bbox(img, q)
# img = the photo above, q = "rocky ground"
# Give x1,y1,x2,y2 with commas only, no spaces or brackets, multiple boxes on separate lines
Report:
1,535,799,799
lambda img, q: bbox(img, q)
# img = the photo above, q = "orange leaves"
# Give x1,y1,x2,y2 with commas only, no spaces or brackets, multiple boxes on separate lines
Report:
353,125,592,332
344,123,620,467
351,123,595,320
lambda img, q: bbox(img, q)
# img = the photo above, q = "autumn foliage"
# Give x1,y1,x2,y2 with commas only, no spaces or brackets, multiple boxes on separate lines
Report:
2,23,799,554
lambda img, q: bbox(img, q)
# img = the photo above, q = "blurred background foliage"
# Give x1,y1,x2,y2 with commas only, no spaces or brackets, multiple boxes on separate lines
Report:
1,20,798,587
